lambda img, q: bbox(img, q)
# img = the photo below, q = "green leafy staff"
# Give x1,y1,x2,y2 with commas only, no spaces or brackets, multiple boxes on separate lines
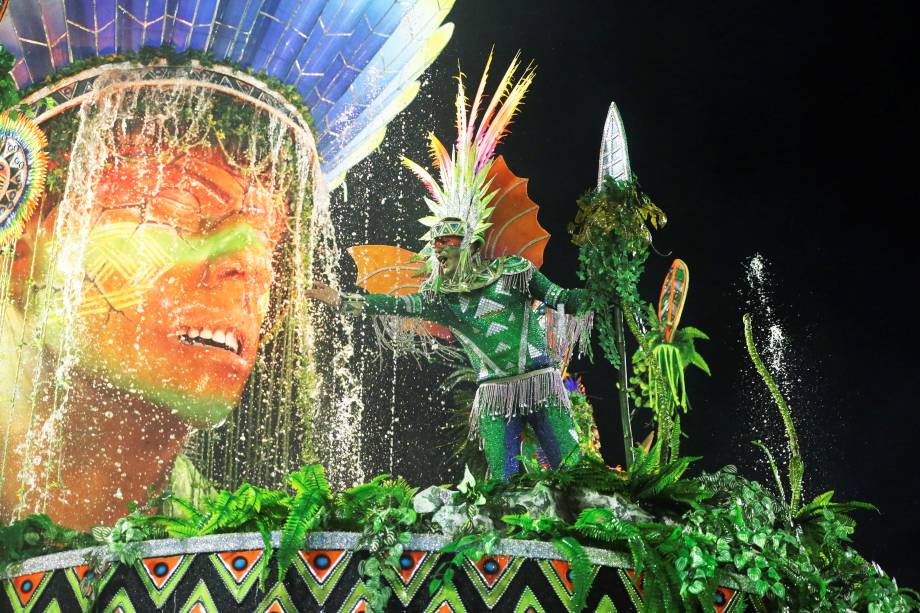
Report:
570,102,667,464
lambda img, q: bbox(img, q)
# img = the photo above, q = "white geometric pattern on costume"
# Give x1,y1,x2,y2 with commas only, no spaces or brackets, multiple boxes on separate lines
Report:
495,277,512,295
458,295,471,312
486,322,508,337
495,341,511,353
528,344,543,359
475,297,505,319
451,328,507,378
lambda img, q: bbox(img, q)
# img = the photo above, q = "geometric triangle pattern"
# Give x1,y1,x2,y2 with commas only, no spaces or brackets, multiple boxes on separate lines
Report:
254,581,298,613
209,550,265,604
514,585,546,613
594,595,619,613
100,587,138,613
423,584,468,613
38,599,62,613
619,569,645,611
64,562,117,612
178,580,218,613
387,550,439,606
293,549,352,606
337,580,371,613
537,558,600,612
135,555,194,608
4,571,50,612
475,297,506,319
463,554,525,608
0,548,760,612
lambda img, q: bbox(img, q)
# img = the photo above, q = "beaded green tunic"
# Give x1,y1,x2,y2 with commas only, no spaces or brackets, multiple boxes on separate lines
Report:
360,255,591,435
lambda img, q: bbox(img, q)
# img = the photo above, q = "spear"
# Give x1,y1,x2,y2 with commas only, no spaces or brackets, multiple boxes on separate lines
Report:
597,102,635,466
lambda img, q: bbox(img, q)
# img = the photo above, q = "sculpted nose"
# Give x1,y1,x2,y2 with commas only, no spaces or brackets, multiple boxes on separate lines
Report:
202,251,271,288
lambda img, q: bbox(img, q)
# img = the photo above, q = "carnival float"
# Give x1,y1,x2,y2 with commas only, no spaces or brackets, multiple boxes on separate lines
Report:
0,1,916,612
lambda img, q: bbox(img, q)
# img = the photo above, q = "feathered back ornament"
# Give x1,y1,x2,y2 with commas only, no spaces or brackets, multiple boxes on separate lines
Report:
402,52,535,282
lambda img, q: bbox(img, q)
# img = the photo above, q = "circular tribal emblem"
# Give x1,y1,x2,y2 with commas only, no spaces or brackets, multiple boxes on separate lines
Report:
0,114,48,247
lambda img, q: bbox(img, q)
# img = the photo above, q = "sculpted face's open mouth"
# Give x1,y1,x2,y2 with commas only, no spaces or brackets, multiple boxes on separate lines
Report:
175,326,245,356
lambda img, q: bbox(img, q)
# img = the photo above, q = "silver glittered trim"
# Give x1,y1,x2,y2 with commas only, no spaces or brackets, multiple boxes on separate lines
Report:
3,531,625,576
2,530,747,591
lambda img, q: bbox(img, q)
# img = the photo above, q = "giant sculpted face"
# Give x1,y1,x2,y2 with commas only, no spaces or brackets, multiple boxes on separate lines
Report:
12,145,288,427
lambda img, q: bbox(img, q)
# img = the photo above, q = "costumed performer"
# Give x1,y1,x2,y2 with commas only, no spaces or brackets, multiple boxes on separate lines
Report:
308,54,594,480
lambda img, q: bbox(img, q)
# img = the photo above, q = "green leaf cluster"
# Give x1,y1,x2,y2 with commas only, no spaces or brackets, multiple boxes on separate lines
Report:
568,176,664,368
0,44,20,110
0,514,94,574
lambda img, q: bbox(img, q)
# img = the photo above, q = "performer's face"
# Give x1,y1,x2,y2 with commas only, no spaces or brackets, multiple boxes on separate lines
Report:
434,239,462,278
12,146,287,427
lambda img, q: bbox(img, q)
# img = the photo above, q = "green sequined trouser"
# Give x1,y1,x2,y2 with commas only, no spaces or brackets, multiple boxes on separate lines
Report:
479,398,581,480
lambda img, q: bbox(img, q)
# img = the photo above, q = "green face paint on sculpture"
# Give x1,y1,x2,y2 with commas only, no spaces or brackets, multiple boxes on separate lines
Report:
31,216,278,428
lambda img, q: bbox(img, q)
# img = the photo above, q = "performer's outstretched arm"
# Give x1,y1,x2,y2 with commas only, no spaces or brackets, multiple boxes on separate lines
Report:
528,268,589,314
305,283,445,322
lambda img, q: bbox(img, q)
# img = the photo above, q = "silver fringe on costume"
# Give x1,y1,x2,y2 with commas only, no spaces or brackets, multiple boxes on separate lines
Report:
544,304,594,364
469,367,571,441
370,314,466,366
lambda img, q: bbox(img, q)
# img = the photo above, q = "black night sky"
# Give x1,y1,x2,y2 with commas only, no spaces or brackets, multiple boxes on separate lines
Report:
344,0,919,591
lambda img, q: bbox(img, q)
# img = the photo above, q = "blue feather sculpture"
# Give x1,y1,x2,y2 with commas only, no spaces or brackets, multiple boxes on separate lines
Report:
0,0,454,186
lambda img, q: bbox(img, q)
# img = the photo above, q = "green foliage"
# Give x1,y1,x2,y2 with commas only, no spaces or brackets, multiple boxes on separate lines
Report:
0,514,94,573
277,465,331,581
338,475,418,612
629,304,710,414
428,531,499,596
3,457,916,612
1,44,20,111
568,176,664,368
743,313,804,513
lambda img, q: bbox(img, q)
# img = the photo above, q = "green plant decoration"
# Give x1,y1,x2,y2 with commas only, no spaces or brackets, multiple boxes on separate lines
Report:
0,44,20,111
569,175,665,369
743,313,804,513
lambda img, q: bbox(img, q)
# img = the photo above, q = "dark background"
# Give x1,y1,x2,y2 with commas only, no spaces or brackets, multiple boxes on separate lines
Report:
339,0,919,590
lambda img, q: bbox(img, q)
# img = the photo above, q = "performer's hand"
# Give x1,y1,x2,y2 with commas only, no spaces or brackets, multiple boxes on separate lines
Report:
305,282,342,308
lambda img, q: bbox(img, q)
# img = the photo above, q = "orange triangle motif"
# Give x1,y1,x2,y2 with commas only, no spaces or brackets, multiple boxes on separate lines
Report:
217,549,263,583
349,599,368,613
714,586,736,613
141,555,185,590
474,555,512,588
188,603,208,613
264,599,286,613
72,564,91,582
11,572,45,607
298,549,347,584
550,559,574,594
397,550,428,584
434,602,456,613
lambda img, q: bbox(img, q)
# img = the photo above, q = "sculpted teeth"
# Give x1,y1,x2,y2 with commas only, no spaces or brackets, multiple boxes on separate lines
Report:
176,327,242,355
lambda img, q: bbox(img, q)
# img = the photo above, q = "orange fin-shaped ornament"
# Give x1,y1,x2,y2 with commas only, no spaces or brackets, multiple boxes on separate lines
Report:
658,259,689,343
347,245,453,341
481,156,550,268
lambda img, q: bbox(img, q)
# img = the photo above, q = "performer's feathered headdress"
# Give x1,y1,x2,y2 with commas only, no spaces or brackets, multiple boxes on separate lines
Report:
402,52,535,282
